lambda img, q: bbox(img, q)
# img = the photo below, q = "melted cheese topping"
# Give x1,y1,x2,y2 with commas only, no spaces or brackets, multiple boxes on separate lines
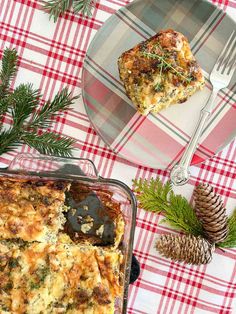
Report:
118,29,205,115
0,241,123,314
0,178,125,313
0,178,69,242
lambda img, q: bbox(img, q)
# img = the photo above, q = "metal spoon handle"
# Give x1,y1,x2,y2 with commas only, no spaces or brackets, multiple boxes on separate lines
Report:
170,89,218,186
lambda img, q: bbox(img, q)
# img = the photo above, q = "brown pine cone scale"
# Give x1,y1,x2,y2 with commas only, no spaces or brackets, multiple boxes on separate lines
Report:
194,183,228,243
156,234,214,265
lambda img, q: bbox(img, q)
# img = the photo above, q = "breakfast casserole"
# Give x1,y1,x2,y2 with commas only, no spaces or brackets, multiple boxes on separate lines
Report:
0,177,125,314
118,29,205,115
0,177,70,242
0,240,122,314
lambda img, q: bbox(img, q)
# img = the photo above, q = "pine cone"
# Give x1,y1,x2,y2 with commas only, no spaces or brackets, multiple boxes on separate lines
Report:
194,183,228,243
156,234,214,265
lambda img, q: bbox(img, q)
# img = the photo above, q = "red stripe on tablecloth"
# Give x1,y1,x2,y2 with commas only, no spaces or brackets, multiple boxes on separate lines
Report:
97,3,116,14
134,246,236,286
138,272,234,307
220,263,236,313
209,150,236,168
130,280,232,313
127,310,147,314
0,39,83,86
55,3,99,137
0,21,86,59
228,0,236,8
128,209,155,310
0,2,235,314
14,0,38,9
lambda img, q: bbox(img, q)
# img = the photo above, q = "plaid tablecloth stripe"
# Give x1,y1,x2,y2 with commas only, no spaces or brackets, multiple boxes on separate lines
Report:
0,0,235,313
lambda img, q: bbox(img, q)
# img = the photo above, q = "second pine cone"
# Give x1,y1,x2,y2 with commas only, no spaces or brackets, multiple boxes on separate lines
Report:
194,183,228,243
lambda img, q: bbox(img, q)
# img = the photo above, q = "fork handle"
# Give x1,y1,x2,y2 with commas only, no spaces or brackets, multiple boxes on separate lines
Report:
170,89,219,186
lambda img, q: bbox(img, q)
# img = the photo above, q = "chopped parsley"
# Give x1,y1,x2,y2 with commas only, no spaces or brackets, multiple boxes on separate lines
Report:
29,265,50,290
8,257,19,269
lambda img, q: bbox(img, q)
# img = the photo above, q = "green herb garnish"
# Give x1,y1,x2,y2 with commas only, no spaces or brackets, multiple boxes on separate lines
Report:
36,265,50,283
3,282,13,291
8,257,19,269
30,265,50,290
154,82,164,92
142,51,192,84
30,281,41,290
142,41,192,91
0,48,78,157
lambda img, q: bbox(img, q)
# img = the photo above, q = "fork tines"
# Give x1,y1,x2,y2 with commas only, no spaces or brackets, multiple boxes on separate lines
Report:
216,30,236,76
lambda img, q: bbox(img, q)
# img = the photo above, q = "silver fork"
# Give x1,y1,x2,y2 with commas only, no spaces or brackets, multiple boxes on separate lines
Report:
170,30,236,186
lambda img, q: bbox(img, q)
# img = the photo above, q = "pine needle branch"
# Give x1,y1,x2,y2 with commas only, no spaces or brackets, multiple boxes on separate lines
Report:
133,178,203,236
218,209,236,248
0,128,22,155
43,0,72,22
21,131,75,157
0,48,18,99
0,48,18,126
73,0,95,16
0,47,77,157
11,84,41,127
43,0,96,22
0,98,9,119
30,88,78,129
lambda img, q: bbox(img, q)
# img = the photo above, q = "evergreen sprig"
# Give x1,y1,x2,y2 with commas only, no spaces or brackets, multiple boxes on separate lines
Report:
43,0,96,22
73,0,96,16
0,48,18,128
30,88,74,129
218,209,236,248
133,178,204,236
21,132,75,157
0,48,18,99
0,48,78,157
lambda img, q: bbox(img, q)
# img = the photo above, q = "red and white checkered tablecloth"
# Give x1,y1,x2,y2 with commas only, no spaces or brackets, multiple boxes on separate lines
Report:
0,0,235,313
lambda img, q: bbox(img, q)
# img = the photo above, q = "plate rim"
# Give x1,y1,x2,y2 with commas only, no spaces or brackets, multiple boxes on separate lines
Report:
82,0,236,169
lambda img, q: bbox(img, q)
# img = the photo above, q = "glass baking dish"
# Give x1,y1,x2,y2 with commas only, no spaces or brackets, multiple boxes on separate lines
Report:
0,153,137,314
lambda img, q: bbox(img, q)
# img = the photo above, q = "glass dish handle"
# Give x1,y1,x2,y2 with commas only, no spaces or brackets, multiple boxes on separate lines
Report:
8,153,99,179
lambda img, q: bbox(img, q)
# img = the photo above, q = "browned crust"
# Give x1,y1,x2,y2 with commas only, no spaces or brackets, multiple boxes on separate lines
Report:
0,176,125,312
0,241,122,313
118,29,205,115
0,177,69,242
